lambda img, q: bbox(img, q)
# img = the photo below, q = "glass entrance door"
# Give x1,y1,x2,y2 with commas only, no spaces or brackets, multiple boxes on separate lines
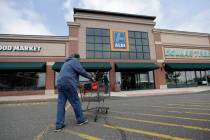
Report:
121,71,154,90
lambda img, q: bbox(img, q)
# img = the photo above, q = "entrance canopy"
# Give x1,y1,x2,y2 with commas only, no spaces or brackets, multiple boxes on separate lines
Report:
52,62,112,72
115,62,159,72
165,63,210,71
0,62,46,72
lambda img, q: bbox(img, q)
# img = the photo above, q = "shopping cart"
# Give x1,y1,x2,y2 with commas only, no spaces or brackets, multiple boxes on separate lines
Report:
79,80,110,122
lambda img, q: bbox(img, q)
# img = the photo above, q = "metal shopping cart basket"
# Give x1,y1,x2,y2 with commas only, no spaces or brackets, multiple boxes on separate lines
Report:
79,80,110,122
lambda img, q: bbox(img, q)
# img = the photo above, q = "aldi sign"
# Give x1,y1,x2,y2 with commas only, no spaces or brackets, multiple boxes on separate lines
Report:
110,30,129,51
114,32,126,48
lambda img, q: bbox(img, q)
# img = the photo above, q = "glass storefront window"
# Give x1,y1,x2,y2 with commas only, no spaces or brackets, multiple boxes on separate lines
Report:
102,44,110,51
201,71,207,85
141,32,148,38
0,72,45,91
86,28,110,59
102,51,110,58
134,32,141,38
129,52,137,59
55,72,59,87
143,53,150,60
201,71,206,80
195,71,207,85
37,73,46,88
176,71,186,84
166,70,208,88
136,53,143,59
207,71,210,83
140,73,149,82
166,71,177,85
128,31,135,38
136,45,143,52
128,31,150,60
111,52,121,59
95,51,103,58
149,71,154,83
143,46,150,52
129,45,136,52
121,52,129,59
129,38,135,45
142,39,149,45
186,71,196,85
95,44,102,51
86,43,95,50
196,71,201,78
135,39,142,45
86,51,94,58
86,28,150,60
86,36,95,43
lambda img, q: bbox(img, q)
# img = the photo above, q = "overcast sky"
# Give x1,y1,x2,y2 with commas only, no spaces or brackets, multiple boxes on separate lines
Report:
0,0,210,35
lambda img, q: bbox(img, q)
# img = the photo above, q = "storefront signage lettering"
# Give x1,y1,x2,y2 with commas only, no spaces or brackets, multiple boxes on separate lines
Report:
165,48,210,58
0,45,41,52
110,30,129,51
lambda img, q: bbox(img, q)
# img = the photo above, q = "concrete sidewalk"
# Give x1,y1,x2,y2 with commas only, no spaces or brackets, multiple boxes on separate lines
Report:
0,86,210,104
111,86,210,97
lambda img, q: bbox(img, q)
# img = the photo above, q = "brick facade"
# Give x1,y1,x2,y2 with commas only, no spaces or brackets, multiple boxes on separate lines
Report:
68,23,80,56
153,31,167,89
110,62,117,91
1,9,210,96
45,64,55,93
154,66,167,89
68,40,79,56
0,35,67,96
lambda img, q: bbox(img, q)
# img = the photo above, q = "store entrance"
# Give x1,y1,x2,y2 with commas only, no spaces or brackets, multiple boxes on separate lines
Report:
121,71,155,91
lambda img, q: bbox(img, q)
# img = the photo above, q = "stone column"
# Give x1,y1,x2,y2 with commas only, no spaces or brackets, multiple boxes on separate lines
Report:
45,62,55,95
110,62,117,91
153,31,167,89
67,22,80,57
154,66,167,89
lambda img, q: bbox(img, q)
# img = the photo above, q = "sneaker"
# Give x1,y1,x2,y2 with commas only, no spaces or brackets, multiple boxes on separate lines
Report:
54,124,66,132
77,119,88,126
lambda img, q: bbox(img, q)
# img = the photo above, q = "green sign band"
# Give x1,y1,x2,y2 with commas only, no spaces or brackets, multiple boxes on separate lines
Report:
165,48,210,58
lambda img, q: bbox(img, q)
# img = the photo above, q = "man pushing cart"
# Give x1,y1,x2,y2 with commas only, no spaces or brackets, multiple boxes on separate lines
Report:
55,54,110,132
79,71,110,122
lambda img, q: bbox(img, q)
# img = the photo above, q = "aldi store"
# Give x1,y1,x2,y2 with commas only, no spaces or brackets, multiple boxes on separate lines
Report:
0,8,210,96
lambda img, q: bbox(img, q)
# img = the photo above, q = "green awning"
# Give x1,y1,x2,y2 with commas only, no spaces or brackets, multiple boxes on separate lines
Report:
52,62,63,72
0,62,46,72
52,62,112,72
115,62,159,72
165,63,210,71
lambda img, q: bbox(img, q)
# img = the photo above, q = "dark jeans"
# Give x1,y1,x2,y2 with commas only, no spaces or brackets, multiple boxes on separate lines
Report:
55,84,85,128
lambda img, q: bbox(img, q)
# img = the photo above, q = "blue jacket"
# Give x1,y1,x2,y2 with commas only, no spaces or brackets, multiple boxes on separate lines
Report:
57,57,92,89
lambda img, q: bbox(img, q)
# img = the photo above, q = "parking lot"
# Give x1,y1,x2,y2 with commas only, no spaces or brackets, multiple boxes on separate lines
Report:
0,91,210,140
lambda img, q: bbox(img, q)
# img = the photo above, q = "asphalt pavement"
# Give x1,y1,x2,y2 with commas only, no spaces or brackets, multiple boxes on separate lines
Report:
0,91,210,140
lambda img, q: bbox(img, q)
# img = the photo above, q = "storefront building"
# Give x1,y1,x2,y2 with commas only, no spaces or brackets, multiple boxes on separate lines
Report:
59,8,160,92
154,29,210,88
0,34,68,96
0,8,210,96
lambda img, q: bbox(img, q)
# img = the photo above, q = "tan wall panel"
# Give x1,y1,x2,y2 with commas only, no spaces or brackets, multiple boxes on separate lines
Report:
161,33,209,46
0,42,66,57
76,19,156,60
75,13,155,25
0,57,65,62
